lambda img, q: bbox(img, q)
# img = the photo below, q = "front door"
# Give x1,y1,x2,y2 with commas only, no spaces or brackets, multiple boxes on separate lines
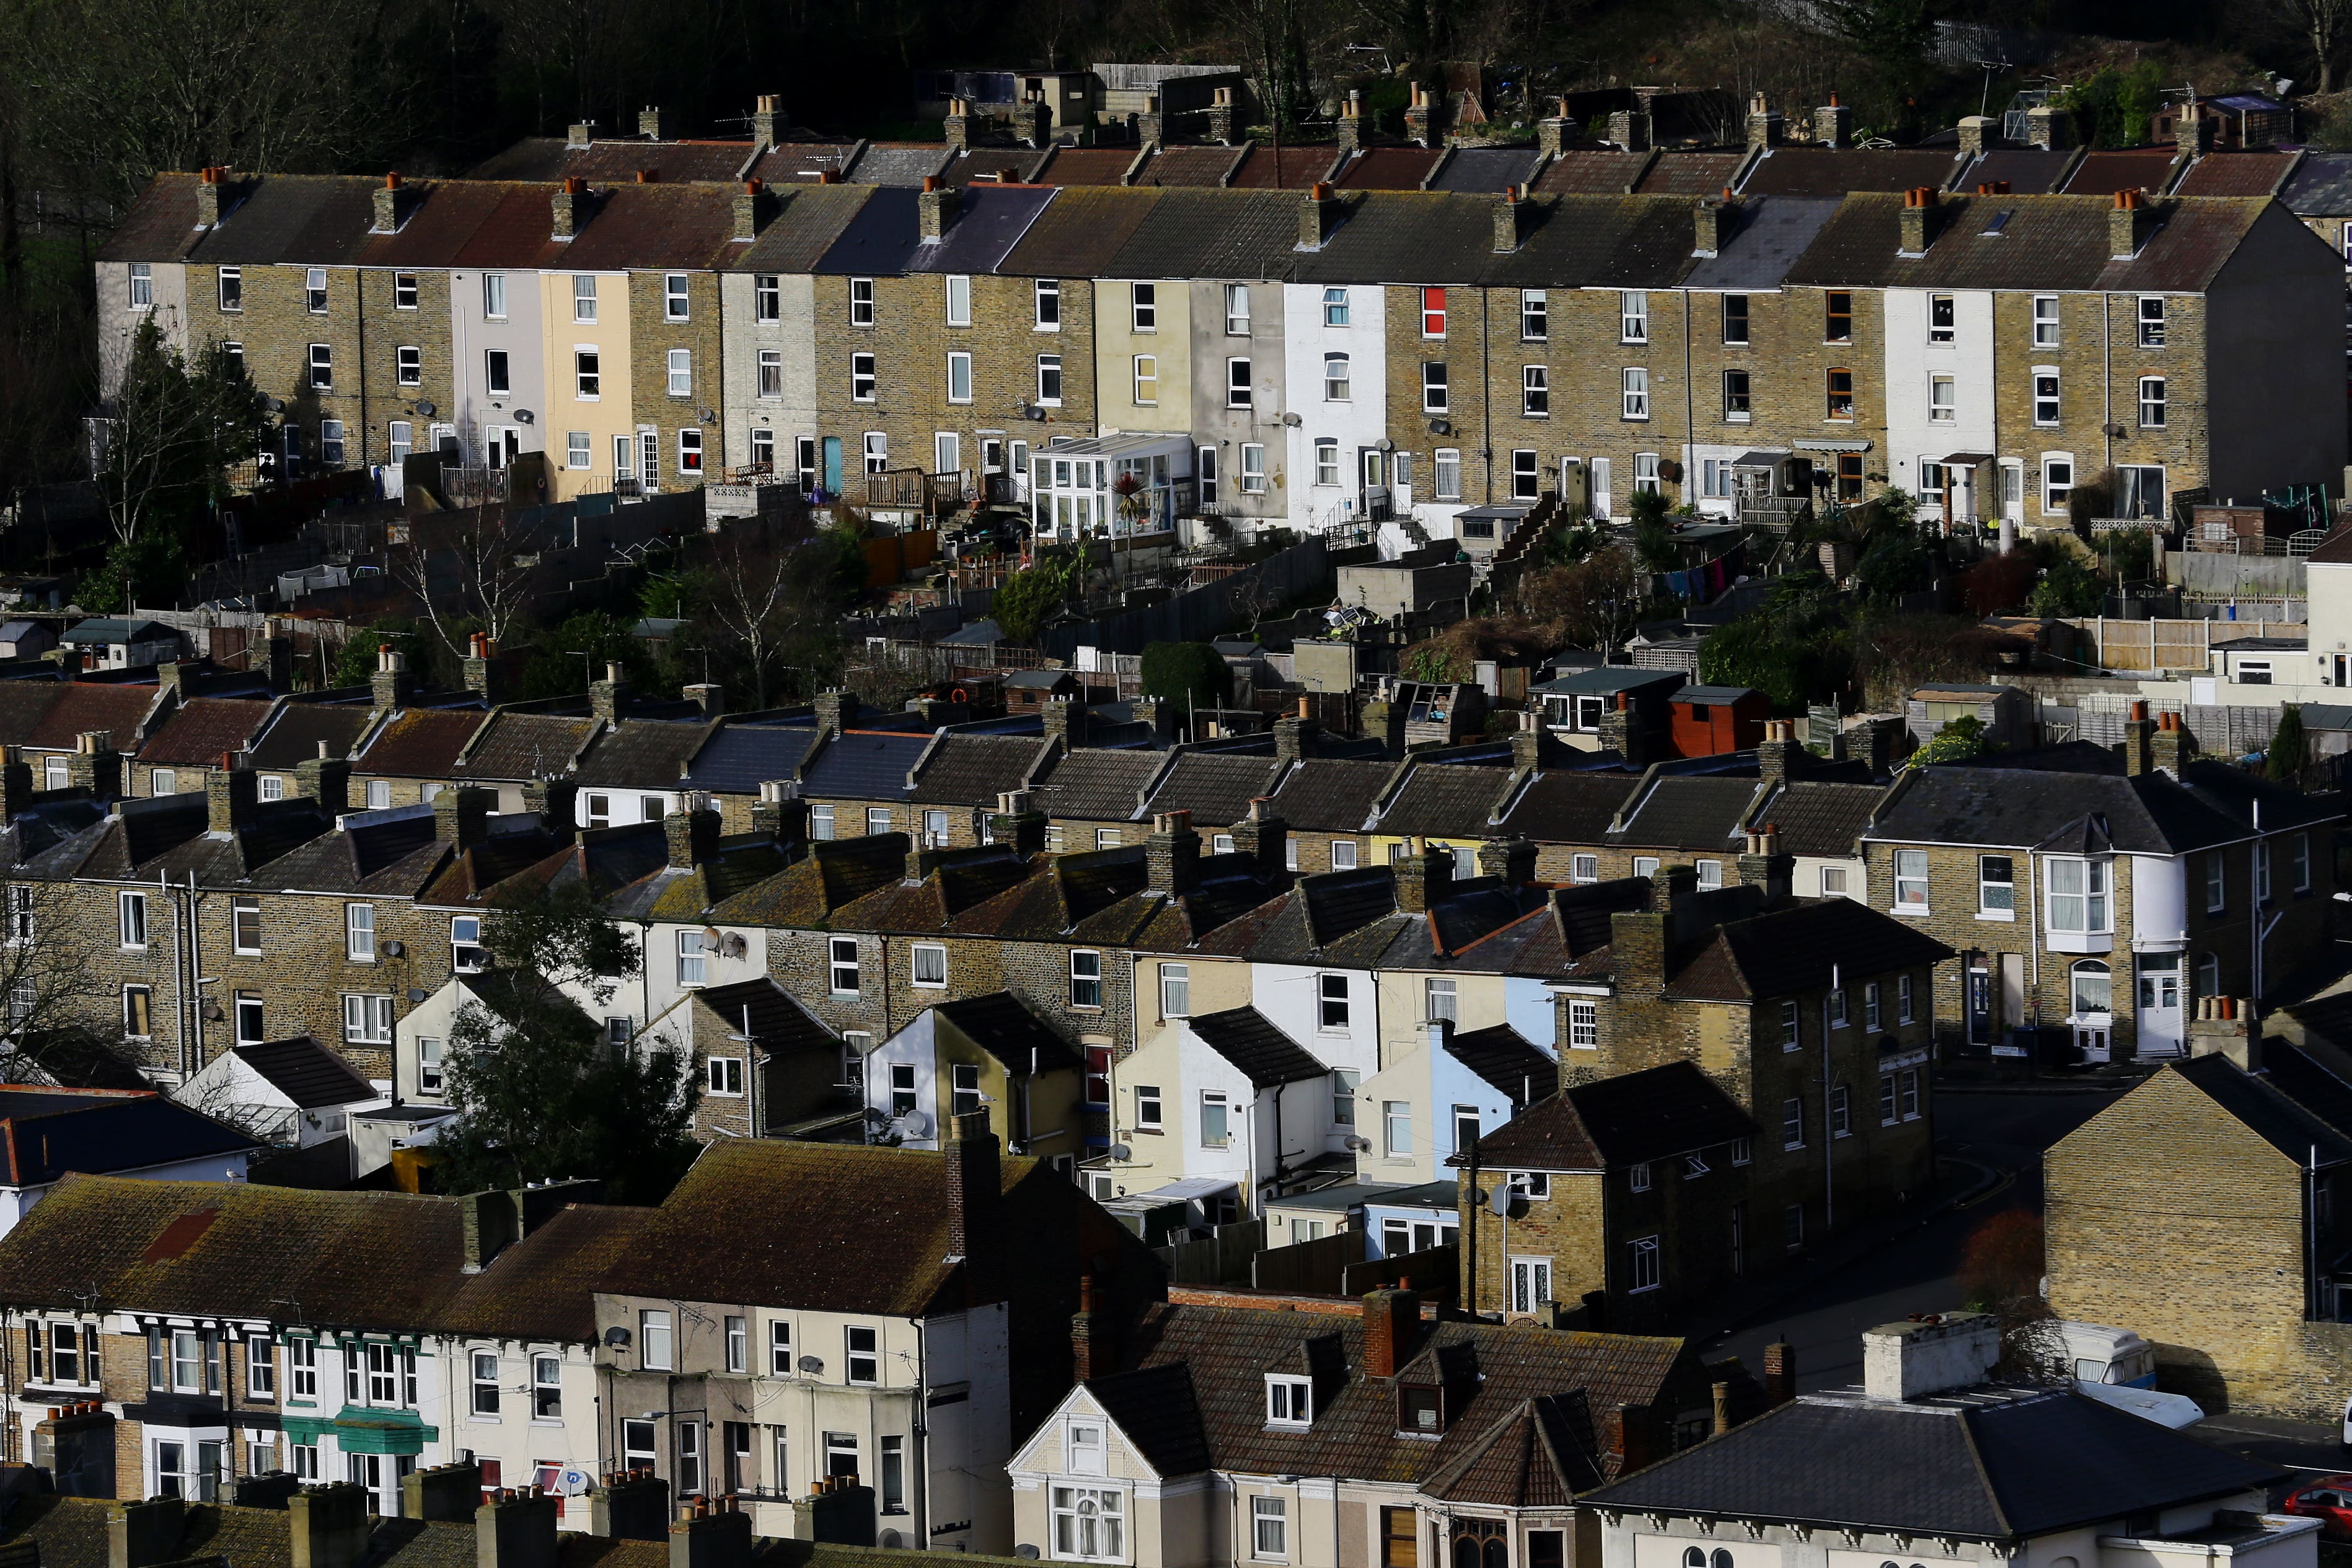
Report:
1509,1256,1553,1315
1949,464,1975,526
2000,460,2024,523
2074,1024,2111,1064
2136,954,2183,1057
821,436,843,494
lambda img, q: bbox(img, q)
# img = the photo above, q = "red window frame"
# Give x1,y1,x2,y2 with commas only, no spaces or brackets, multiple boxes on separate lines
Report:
1422,287,1446,337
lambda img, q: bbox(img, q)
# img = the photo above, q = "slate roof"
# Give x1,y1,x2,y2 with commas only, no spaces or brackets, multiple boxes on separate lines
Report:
247,805,449,896
1684,196,1841,289
1464,1061,1757,1172
247,703,374,771
1750,778,1882,859
1032,147,1143,187
357,709,489,779
1225,145,1346,190
731,183,878,273
907,184,1054,273
452,711,601,783
911,734,1049,807
801,730,928,801
1097,1298,1699,1485
1739,146,1962,197
1129,145,1249,188
708,834,909,925
1782,192,2272,292
136,697,276,765
692,977,839,1059
1960,148,2079,194
846,144,955,188
1634,152,1752,196
1143,752,1287,827
1445,1024,1559,1103
1374,762,1513,839
2058,148,2182,195
1667,895,1955,1002
1101,187,1304,280
1429,148,1546,193
1864,761,2297,854
2283,151,2352,215
1608,776,1757,851
570,718,711,790
1187,1006,1328,1086
1497,771,1641,845
1419,1395,1598,1504
1536,151,1655,194
1030,746,1168,821
229,1037,376,1108
1582,1383,2281,1538
936,991,1086,1073
1266,757,1396,832
0,1090,262,1186
1333,147,1445,190
1001,186,1165,276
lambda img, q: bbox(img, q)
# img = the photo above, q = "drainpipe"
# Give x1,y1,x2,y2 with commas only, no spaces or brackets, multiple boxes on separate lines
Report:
1823,964,1838,1233
2102,294,2114,478
167,866,188,1077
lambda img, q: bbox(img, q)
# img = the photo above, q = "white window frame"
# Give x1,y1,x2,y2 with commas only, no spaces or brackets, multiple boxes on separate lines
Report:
666,348,692,398
945,274,971,326
664,273,690,322
830,937,861,995
1036,353,1063,406
1619,291,1647,343
1893,848,1930,911
1034,278,1062,330
1621,366,1649,420
1928,373,1957,423
2032,294,2059,347
947,351,972,404
343,902,374,961
1569,1000,1598,1049
911,942,948,989
1159,962,1189,1018
2031,366,2061,427
849,277,876,327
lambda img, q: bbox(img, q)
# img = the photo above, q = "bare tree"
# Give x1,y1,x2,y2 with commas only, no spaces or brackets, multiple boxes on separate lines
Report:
2262,0,2352,92
700,520,818,710
0,878,137,1085
387,504,539,664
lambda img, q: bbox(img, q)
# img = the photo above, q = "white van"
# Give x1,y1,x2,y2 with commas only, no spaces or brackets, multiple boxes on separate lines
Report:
2058,1321,2159,1388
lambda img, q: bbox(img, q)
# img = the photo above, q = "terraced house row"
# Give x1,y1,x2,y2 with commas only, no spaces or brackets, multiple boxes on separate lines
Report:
97,159,2343,534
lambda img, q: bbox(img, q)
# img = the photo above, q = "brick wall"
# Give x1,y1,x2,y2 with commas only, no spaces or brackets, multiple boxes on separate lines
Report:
628,269,726,491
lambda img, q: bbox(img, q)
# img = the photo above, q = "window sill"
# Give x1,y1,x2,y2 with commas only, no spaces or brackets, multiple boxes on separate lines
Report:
2045,931,2113,955
1782,1142,1805,1152
469,1415,501,1425
1975,909,2015,922
1890,905,1931,919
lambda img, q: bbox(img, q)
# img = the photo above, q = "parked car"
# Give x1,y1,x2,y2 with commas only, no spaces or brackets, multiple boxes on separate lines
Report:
2283,1476,2352,1539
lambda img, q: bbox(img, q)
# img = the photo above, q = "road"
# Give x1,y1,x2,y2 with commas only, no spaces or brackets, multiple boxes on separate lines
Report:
1703,1086,2115,1393
1698,1081,2352,1476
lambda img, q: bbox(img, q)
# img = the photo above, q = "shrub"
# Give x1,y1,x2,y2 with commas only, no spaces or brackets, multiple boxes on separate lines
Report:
1139,641,1231,707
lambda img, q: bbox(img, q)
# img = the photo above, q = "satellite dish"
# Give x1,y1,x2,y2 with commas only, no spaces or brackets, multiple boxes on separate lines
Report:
1342,1134,1372,1153
1489,1185,1521,1218
602,1326,632,1347
797,1354,824,1374
1106,1143,1132,1162
880,1533,904,1549
1016,1548,1040,1561
894,1109,932,1139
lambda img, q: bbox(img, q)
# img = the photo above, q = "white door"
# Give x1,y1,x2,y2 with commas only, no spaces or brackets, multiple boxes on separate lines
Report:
2074,1024,2110,1064
639,431,659,486
1590,459,1613,520
614,435,635,488
1999,460,2023,523
2136,956,2183,1057
1509,1256,1553,1314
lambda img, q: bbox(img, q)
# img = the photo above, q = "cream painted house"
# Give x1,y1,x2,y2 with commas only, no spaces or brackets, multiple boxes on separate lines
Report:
542,269,635,500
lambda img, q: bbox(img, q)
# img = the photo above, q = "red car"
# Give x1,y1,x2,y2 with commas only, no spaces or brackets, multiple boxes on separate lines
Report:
2283,1478,2352,1539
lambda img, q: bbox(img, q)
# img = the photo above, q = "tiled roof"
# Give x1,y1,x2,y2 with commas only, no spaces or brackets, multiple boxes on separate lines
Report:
249,808,449,896
1104,1300,1701,1484
1142,752,1287,827
1224,145,1345,189
1034,146,1144,187
0,1494,478,1568
908,185,1056,274
1266,757,1396,832
2284,150,2352,214
0,1089,261,1184
452,711,601,783
1957,148,2077,194
2057,148,2181,195
1429,147,1546,193
709,833,909,926
1466,1061,1756,1171
1421,1395,1597,1504
1684,195,1841,289
1030,747,1167,821
1535,149,1652,194
0,1173,464,1328
571,718,711,790
1187,1006,1327,1086
437,1201,656,1342
732,183,878,273
911,734,1049,807
229,1037,374,1108
1103,187,1303,280
2171,151,2297,196
1864,762,2285,855
1130,145,1249,187
1583,1383,2281,1538
358,708,489,779
247,703,374,770
846,144,954,188
1374,762,1513,839
1751,779,1881,859
136,697,276,766
1632,152,1749,196
1000,186,1165,277
693,977,839,1058
470,137,760,182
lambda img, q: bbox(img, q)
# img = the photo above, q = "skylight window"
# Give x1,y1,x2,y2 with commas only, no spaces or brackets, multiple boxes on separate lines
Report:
1981,209,2013,236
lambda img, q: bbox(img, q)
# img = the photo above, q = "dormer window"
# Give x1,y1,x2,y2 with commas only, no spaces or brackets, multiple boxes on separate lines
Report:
1266,1375,1313,1427
1398,1384,1443,1434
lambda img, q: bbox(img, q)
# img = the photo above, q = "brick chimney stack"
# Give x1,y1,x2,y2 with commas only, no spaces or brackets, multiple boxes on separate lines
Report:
590,662,628,723
1763,1339,1796,1405
2122,700,2155,776
1273,695,1318,763
1205,87,1235,145
295,740,350,813
945,1109,1004,1305
751,94,789,149
1228,796,1287,875
1393,837,1454,913
2110,188,2152,258
1746,93,1783,149
1817,93,1852,148
1606,1403,1655,1474
2152,708,2194,773
1300,182,1342,249
1492,184,1533,253
1071,1274,1107,1381
462,632,506,704
1360,1287,1420,1377
195,165,227,228
2025,102,2072,150
1898,186,1940,256
638,106,672,139
989,790,1049,855
664,791,721,869
943,97,977,154
371,644,413,710
551,175,591,239
1476,837,1538,888
1146,809,1202,896
1606,109,1651,151
814,689,857,739
475,1487,560,1568
289,1482,372,1568
1756,718,1806,788
1538,99,1575,156
918,174,961,242
733,179,770,242
1404,81,1435,147
434,785,495,850
208,751,258,835
1957,114,1997,156
1336,90,1367,155
372,171,405,234
1136,93,1164,148
1693,192,1738,256
67,730,120,800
